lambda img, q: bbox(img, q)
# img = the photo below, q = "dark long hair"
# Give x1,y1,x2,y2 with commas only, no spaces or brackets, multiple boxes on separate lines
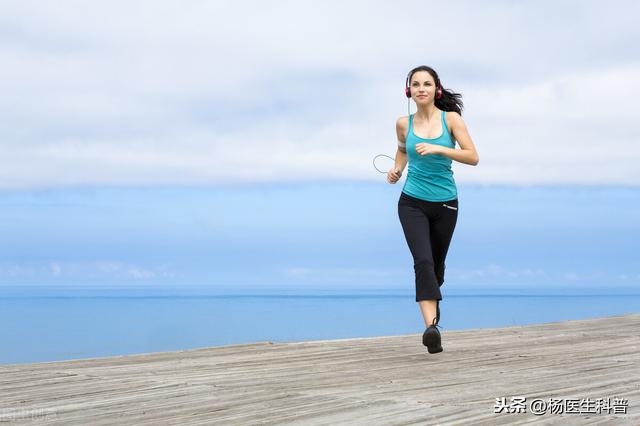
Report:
406,65,464,115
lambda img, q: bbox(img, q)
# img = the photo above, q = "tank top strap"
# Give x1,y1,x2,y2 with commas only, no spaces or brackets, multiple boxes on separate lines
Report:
441,110,449,135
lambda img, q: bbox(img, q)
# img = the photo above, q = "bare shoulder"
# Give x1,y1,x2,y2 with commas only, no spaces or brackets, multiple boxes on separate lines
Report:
396,115,409,128
396,115,409,137
445,111,464,127
396,116,409,141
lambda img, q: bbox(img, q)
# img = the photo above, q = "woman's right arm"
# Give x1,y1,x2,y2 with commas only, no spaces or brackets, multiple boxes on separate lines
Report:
395,117,408,168
387,117,408,184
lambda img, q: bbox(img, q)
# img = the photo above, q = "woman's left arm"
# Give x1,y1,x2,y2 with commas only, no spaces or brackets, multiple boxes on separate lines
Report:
438,112,479,166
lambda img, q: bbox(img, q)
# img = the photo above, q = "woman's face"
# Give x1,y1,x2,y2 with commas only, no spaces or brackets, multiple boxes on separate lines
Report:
410,71,436,104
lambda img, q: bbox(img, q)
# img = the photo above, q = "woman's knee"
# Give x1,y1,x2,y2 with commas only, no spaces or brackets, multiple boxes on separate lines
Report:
413,258,435,271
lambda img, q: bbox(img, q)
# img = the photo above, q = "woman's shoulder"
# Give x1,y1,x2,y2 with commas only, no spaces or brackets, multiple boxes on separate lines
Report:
396,115,410,140
396,115,410,129
444,110,462,128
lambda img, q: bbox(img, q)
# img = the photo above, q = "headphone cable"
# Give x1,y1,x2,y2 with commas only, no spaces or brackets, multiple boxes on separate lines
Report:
372,85,411,174
372,154,395,174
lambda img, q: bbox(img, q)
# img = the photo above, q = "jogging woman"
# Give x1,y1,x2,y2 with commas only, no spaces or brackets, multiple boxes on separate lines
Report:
387,65,479,354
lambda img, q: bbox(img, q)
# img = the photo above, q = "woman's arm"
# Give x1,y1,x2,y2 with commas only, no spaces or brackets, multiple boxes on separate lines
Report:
395,117,409,172
394,149,408,173
416,112,479,165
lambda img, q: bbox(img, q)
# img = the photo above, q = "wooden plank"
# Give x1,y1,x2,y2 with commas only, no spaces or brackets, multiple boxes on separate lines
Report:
0,314,638,425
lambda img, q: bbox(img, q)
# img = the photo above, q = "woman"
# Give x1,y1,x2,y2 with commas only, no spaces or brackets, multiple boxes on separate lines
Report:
387,65,479,354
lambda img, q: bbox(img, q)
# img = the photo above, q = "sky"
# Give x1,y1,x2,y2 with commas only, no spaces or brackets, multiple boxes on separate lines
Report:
1,0,639,188
0,1,639,292
1,183,638,292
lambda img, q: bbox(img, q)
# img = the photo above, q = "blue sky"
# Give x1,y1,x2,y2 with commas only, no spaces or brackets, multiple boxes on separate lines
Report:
1,183,638,292
0,1,639,292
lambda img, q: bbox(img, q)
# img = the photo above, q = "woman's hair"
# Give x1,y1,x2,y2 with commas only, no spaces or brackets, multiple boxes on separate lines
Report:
407,65,464,115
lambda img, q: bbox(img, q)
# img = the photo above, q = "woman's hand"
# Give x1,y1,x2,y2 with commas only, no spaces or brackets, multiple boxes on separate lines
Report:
415,143,442,156
387,168,402,184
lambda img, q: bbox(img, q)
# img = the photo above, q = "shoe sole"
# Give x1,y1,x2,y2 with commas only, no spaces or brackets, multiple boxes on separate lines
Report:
423,328,443,354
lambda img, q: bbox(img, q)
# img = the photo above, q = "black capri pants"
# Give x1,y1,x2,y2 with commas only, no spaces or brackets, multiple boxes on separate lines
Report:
398,191,458,302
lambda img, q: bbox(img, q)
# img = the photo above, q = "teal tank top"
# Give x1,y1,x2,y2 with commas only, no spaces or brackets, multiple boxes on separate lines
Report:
402,110,458,202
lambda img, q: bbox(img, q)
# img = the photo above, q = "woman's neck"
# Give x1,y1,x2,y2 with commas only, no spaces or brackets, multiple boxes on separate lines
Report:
414,104,439,121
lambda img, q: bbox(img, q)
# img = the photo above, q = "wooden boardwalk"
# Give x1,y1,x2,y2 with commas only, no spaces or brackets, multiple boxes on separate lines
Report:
1,314,638,425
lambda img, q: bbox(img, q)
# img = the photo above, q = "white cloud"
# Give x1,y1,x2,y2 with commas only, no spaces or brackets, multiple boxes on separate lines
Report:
446,264,640,287
447,263,551,281
1,1,639,188
282,266,402,280
50,262,62,276
0,261,176,281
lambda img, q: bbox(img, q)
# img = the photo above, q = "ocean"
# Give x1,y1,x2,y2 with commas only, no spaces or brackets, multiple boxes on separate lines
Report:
1,286,638,365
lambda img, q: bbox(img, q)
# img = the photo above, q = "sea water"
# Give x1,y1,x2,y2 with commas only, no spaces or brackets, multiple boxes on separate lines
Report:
1,286,638,365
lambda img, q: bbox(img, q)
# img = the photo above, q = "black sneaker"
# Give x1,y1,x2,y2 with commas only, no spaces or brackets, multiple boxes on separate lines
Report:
422,315,443,354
